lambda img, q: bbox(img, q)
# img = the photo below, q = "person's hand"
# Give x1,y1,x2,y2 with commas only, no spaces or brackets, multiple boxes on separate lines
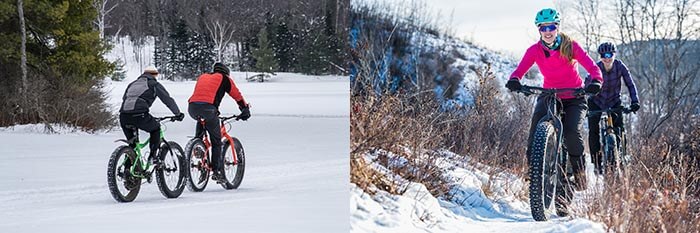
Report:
630,102,640,113
505,78,522,92
174,113,185,121
585,80,602,95
237,106,251,121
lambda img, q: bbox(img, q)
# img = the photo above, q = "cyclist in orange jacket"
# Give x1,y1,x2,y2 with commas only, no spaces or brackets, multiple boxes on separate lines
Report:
188,62,250,181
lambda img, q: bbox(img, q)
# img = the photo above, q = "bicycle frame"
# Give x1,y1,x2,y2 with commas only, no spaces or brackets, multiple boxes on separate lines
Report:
588,106,631,169
195,116,239,168
520,86,584,165
115,117,174,178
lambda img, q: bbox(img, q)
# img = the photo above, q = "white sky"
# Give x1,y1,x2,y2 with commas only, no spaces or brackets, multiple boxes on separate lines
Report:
429,0,558,56
357,0,559,56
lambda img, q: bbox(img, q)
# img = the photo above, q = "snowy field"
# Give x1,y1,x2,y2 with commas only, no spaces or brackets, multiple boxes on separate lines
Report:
0,73,349,233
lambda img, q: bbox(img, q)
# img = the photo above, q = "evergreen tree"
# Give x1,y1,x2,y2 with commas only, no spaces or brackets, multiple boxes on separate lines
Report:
0,0,115,130
297,22,331,75
252,26,279,76
270,20,296,72
159,19,214,80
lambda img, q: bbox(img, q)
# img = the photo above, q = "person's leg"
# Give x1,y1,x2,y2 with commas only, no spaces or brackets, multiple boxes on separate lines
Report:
195,105,223,177
120,114,136,146
119,113,137,171
136,113,161,162
206,114,223,173
587,101,603,174
562,97,588,191
189,103,205,139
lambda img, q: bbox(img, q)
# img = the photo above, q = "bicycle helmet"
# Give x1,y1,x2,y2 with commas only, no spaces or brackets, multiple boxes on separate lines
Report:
597,42,616,54
535,8,561,25
213,62,230,76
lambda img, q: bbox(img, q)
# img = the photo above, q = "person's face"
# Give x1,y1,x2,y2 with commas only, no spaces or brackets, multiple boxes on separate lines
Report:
538,23,558,44
600,52,615,65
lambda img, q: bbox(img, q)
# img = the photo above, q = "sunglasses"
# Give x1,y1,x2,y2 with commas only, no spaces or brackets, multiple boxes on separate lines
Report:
538,24,558,32
600,53,614,58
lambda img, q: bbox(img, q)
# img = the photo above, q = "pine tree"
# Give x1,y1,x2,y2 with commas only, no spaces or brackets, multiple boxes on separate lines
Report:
252,26,279,78
270,21,296,72
0,0,115,130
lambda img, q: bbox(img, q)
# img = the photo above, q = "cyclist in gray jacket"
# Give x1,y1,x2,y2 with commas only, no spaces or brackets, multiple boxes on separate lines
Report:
119,65,184,164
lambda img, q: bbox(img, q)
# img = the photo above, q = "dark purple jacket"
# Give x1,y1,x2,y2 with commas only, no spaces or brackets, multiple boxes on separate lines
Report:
585,59,639,109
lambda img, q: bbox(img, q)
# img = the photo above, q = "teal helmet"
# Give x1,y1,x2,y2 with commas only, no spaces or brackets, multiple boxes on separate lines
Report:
535,8,561,25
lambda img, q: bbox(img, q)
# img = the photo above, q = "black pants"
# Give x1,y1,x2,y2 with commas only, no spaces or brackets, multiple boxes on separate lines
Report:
527,95,588,174
119,112,161,159
587,100,623,171
188,103,224,172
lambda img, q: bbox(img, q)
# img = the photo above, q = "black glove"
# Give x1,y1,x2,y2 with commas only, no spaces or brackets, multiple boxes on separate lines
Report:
585,80,602,95
236,100,251,121
505,78,522,92
630,102,640,113
174,113,185,121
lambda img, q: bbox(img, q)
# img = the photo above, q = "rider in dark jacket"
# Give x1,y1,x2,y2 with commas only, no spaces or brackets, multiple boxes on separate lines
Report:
585,42,640,174
119,65,184,164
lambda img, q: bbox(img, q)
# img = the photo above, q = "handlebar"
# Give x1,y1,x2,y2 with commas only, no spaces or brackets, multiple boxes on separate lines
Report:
516,85,585,97
219,115,240,122
587,106,632,116
154,116,180,122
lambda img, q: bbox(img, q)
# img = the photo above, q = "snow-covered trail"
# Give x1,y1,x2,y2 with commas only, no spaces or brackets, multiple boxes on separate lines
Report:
0,74,349,233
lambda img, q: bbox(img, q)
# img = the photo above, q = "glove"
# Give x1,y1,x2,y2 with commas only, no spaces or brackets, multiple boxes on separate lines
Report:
174,113,185,121
585,80,602,95
505,78,521,92
237,106,251,121
630,102,640,113
236,100,250,121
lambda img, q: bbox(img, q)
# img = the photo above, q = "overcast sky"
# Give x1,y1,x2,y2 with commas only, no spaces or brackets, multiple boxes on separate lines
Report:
357,0,559,56
429,0,558,56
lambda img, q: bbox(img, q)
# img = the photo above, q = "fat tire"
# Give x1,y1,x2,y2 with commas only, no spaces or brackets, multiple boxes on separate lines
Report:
220,137,246,189
107,145,141,202
156,141,186,198
184,138,209,192
528,121,559,221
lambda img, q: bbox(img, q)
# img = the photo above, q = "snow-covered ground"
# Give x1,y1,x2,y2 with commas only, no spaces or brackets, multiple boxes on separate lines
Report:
0,73,349,233
351,149,607,233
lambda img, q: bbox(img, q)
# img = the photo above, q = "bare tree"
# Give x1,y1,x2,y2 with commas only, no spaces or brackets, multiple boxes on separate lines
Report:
17,0,27,98
569,0,603,53
93,0,118,39
613,0,700,137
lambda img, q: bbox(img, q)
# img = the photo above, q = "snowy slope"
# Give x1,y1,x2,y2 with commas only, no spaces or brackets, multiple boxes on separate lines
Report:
351,149,607,233
0,73,349,233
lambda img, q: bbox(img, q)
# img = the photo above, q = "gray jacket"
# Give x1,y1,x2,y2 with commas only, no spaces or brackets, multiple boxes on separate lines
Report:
119,73,181,115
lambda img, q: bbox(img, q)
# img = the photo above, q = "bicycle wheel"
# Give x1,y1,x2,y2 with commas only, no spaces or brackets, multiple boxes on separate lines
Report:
107,145,141,202
528,121,560,221
604,134,618,174
156,141,186,198
185,138,209,192
220,137,246,189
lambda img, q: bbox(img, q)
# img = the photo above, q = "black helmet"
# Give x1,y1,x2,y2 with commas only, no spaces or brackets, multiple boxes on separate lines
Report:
213,62,230,76
597,42,616,54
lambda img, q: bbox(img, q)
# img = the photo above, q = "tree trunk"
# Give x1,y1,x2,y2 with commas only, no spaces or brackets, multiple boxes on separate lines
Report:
18,0,27,97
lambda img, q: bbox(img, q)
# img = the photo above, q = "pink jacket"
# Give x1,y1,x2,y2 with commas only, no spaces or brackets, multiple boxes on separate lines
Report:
510,40,603,99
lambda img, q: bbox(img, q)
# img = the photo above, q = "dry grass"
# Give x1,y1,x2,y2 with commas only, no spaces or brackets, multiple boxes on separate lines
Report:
350,91,452,196
579,120,700,232
350,61,535,201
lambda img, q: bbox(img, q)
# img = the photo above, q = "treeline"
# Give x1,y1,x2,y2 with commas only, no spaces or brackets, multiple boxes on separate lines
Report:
0,0,115,131
105,0,350,79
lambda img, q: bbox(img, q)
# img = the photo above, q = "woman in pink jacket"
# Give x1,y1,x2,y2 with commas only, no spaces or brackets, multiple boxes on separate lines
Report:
505,8,604,213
